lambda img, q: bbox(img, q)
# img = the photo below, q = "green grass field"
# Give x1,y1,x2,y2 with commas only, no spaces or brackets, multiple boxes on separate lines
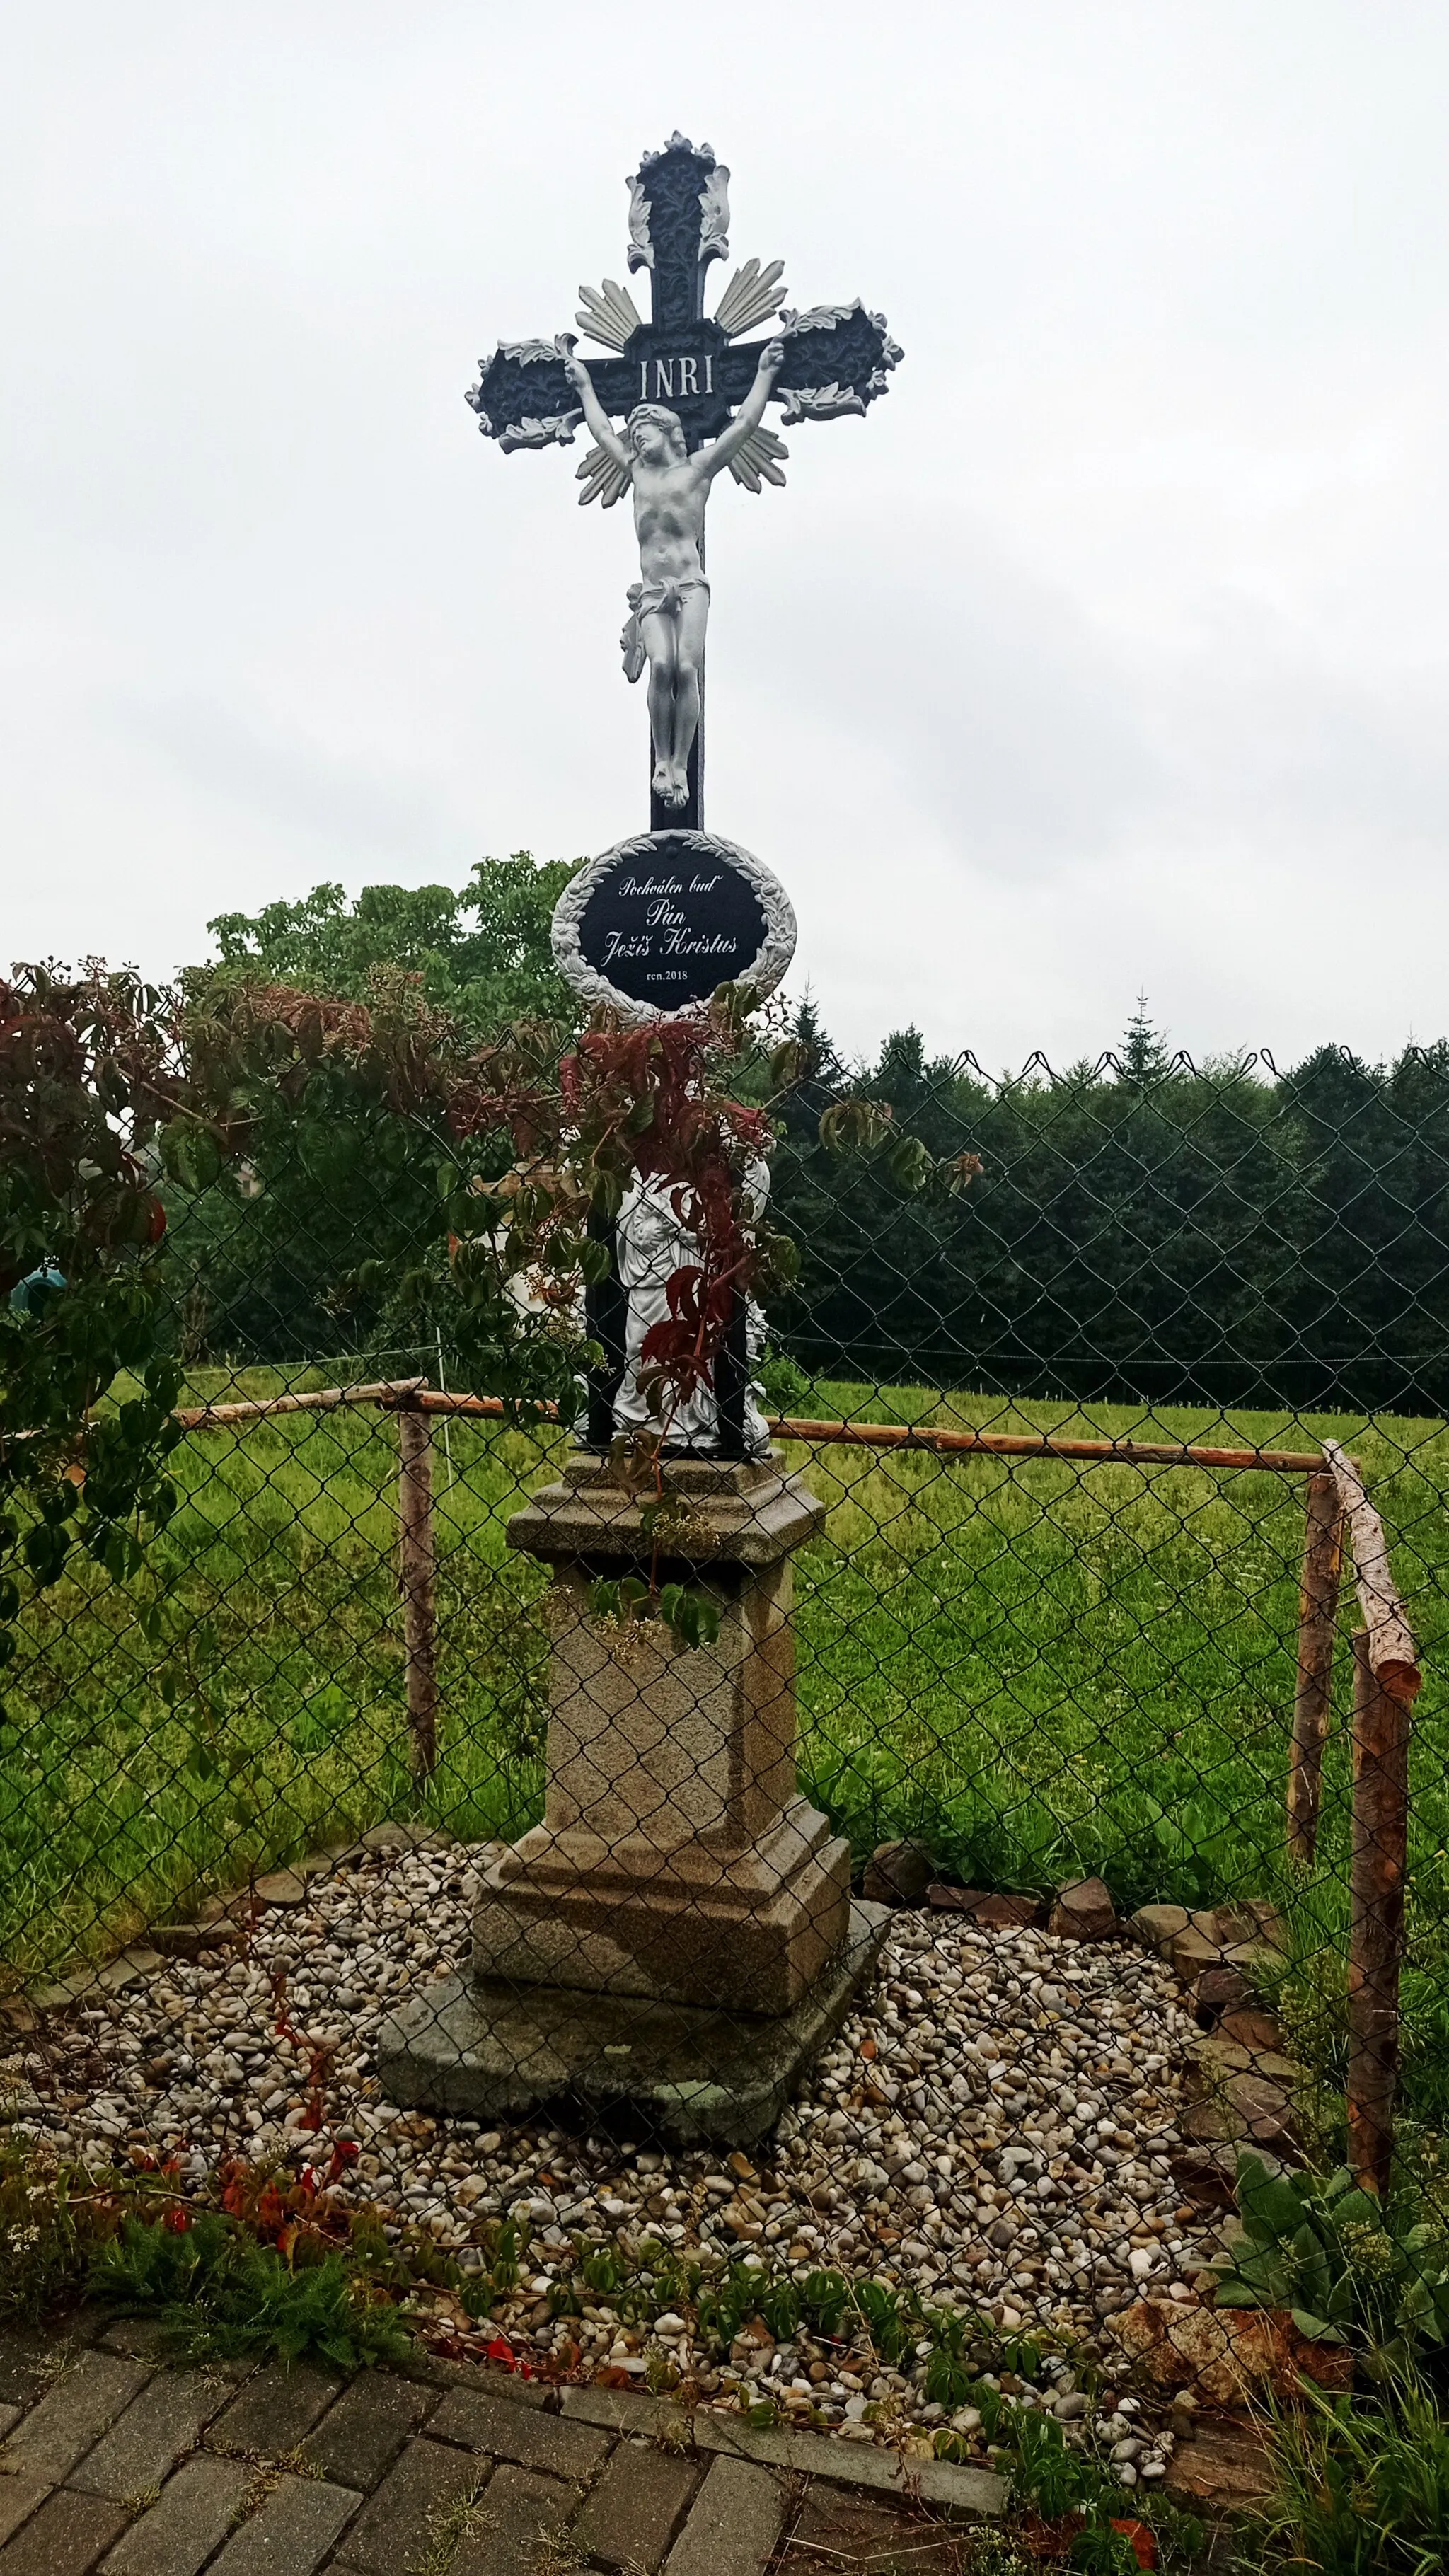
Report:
4,1370,1448,2122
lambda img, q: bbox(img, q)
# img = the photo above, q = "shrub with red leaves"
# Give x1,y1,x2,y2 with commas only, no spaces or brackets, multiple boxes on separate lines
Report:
0,964,193,1661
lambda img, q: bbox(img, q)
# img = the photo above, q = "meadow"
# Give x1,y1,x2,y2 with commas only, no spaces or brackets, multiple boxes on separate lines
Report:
4,1368,1448,2118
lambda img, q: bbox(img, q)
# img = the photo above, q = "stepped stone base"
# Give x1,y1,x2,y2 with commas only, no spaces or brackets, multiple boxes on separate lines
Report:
377,1900,889,2146
471,1796,851,2016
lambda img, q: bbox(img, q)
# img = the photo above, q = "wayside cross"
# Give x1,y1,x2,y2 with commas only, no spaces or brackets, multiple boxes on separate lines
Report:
468,133,901,831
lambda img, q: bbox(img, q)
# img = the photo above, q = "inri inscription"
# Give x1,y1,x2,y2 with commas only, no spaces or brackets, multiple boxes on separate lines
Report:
552,830,796,1020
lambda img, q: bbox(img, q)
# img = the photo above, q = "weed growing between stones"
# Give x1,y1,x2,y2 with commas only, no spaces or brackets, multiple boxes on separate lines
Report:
1245,2364,1449,2574
0,2135,409,2364
1208,2152,1449,2366
0,2135,100,2319
90,2207,414,2367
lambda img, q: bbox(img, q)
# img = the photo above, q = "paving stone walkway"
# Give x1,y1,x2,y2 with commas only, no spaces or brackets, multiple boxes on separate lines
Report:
0,2315,1003,2576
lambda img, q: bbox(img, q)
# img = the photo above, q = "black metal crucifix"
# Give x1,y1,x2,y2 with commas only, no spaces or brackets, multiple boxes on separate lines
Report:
468,132,900,833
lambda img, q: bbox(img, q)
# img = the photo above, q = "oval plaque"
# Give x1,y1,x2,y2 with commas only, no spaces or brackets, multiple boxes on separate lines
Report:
551,829,796,1020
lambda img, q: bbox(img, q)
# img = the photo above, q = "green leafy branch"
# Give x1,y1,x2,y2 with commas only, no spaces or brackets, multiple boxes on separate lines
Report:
1212,2150,1449,2365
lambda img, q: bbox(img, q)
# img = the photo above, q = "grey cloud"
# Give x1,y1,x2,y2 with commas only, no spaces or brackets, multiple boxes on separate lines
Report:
738,500,1161,876
110,694,464,866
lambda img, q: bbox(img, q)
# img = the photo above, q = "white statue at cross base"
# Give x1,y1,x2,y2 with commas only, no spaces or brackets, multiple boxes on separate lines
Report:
611,1165,773,1457
561,338,785,809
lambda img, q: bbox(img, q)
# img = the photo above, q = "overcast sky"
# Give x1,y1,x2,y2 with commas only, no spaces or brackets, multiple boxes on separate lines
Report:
2,2,1446,1069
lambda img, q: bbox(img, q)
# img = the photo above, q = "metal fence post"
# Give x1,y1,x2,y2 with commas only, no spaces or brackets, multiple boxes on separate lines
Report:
714,1287,750,1462
1346,1626,1412,2195
584,1205,627,1449
396,1398,439,1780
1287,1469,1344,1864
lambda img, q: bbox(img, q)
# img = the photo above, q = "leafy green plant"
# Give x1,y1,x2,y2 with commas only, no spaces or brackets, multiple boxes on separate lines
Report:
0,966,193,1676
1248,2365,1449,2575
756,2275,803,2345
580,2241,624,2297
589,1571,722,1653
851,2276,916,2365
989,2412,1177,2575
90,2211,414,2368
1068,2517,1153,2575
1010,2410,1088,2519
695,2260,766,2348
800,2268,850,2338
0,2140,106,2321
923,2308,980,2412
1213,2152,1449,2362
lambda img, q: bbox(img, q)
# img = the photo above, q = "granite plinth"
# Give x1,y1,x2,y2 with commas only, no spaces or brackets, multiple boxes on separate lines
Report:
483,1450,848,2015
376,1900,889,2146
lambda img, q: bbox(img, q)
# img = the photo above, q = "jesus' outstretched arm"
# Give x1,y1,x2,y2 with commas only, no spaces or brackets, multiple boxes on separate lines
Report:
700,340,785,480
560,344,629,470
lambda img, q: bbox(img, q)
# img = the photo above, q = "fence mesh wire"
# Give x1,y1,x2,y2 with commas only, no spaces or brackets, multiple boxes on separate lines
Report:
4,1043,1448,2445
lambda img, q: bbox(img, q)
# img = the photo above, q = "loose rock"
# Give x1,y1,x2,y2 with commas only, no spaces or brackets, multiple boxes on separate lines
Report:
16,1844,1209,2436
1110,2294,1353,2407
862,1842,935,1908
1048,1878,1118,1942
928,1889,1045,1930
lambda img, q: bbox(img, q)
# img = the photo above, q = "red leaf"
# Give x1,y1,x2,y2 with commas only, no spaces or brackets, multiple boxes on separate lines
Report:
1111,2522,1158,2572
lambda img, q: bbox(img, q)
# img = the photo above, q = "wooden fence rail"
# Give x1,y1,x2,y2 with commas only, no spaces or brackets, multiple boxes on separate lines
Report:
1348,1629,1414,2195
174,1377,425,1429
175,1377,1326,1473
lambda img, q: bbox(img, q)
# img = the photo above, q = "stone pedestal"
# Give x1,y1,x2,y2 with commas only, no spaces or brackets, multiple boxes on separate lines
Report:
379,1450,887,2142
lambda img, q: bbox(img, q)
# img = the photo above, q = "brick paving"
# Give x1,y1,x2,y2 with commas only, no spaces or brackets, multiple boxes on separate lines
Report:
207,2366,342,2461
0,2314,1005,2575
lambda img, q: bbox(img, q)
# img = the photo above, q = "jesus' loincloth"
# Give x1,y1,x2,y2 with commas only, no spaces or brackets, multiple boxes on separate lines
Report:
620,576,711,682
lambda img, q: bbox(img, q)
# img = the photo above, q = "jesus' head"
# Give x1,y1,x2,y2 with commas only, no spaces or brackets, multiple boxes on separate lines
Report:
625,403,688,468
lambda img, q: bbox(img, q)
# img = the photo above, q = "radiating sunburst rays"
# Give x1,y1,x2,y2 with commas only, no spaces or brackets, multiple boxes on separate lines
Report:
574,279,644,350
575,259,786,353
725,422,789,492
575,441,632,509
712,258,787,338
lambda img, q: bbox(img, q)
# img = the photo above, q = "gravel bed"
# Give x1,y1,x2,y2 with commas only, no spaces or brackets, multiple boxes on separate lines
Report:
4,1839,1208,2470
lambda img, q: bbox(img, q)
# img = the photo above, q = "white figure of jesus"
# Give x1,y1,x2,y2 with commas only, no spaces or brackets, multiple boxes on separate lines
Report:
562,340,785,809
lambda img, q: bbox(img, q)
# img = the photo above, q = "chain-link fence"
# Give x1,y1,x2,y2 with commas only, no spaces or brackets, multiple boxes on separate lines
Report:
4,1041,1448,2463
